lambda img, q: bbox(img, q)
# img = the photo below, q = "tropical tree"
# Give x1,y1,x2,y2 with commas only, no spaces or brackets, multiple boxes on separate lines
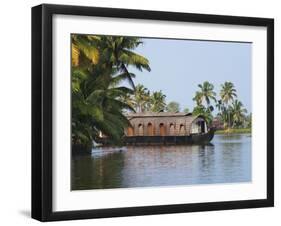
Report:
192,105,213,125
150,91,166,112
245,113,252,128
216,107,229,129
220,82,237,128
98,36,151,89
230,100,247,128
133,84,150,112
215,99,223,112
118,93,135,112
193,81,216,108
166,101,180,112
72,66,135,147
71,34,100,67
215,99,228,128
220,82,237,105
183,107,190,114
71,35,151,149
193,91,203,106
192,81,216,124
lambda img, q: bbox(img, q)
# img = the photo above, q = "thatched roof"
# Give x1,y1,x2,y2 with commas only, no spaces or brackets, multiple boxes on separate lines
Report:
125,112,205,136
126,112,192,119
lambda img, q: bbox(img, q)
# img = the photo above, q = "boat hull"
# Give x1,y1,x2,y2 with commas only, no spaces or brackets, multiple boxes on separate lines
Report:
97,128,215,146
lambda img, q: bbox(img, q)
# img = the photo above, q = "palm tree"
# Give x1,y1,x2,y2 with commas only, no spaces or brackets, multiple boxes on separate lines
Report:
215,99,223,112
72,66,135,146
71,34,100,67
230,100,247,128
199,81,216,106
193,81,216,109
193,91,203,106
133,84,150,112
99,36,151,89
245,113,252,128
192,82,216,126
71,35,151,149
118,93,135,112
192,105,213,125
150,91,166,112
220,82,237,128
72,35,151,89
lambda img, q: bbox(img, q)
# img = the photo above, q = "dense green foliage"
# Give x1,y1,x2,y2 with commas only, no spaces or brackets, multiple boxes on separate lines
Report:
71,35,150,147
121,84,167,113
122,86,187,114
192,81,251,129
150,91,167,112
166,101,180,113
192,81,216,125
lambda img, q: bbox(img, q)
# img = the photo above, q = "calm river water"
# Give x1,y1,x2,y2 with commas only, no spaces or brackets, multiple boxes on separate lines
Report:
71,134,251,190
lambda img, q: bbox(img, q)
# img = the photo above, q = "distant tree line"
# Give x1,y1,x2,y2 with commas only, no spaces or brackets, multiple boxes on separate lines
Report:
192,81,251,129
124,81,251,130
121,84,190,114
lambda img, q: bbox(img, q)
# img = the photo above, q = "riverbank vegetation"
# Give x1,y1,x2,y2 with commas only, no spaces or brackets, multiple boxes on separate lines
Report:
191,81,251,131
71,35,151,148
215,128,251,134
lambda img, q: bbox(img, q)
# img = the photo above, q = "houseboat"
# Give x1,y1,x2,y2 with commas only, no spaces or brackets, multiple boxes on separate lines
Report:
98,112,215,145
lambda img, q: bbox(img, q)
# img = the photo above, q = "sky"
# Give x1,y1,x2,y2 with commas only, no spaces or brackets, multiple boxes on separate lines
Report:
125,38,252,114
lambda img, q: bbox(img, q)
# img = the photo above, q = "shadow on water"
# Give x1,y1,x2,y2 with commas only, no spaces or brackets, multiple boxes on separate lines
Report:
72,150,125,190
72,134,251,190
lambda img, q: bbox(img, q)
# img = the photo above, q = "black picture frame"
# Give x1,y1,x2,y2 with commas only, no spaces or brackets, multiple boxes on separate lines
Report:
32,3,274,222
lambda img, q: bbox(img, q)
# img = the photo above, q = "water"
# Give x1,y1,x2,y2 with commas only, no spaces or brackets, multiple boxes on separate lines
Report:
71,134,251,190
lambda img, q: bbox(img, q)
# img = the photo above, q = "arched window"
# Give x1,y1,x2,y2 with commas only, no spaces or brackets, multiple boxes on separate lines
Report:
198,120,206,133
138,124,144,136
127,126,134,136
191,119,206,134
159,123,166,136
179,124,186,135
169,123,175,135
147,123,154,136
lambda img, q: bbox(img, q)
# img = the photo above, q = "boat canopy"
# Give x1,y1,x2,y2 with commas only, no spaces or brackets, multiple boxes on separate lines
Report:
125,112,208,136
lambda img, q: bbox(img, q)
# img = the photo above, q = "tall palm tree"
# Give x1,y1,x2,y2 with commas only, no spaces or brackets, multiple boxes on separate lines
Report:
72,35,151,89
71,35,151,149
99,36,151,89
118,93,135,112
220,82,237,128
216,99,223,112
133,84,150,112
197,81,216,107
193,81,216,109
72,66,135,146
193,91,203,106
192,82,216,125
230,100,247,128
150,91,166,112
71,34,100,67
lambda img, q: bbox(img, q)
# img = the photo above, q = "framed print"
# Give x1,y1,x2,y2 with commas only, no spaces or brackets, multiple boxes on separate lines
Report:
31,4,274,221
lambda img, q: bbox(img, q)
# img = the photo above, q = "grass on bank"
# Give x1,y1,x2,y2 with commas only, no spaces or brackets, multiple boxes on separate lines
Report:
215,128,251,134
